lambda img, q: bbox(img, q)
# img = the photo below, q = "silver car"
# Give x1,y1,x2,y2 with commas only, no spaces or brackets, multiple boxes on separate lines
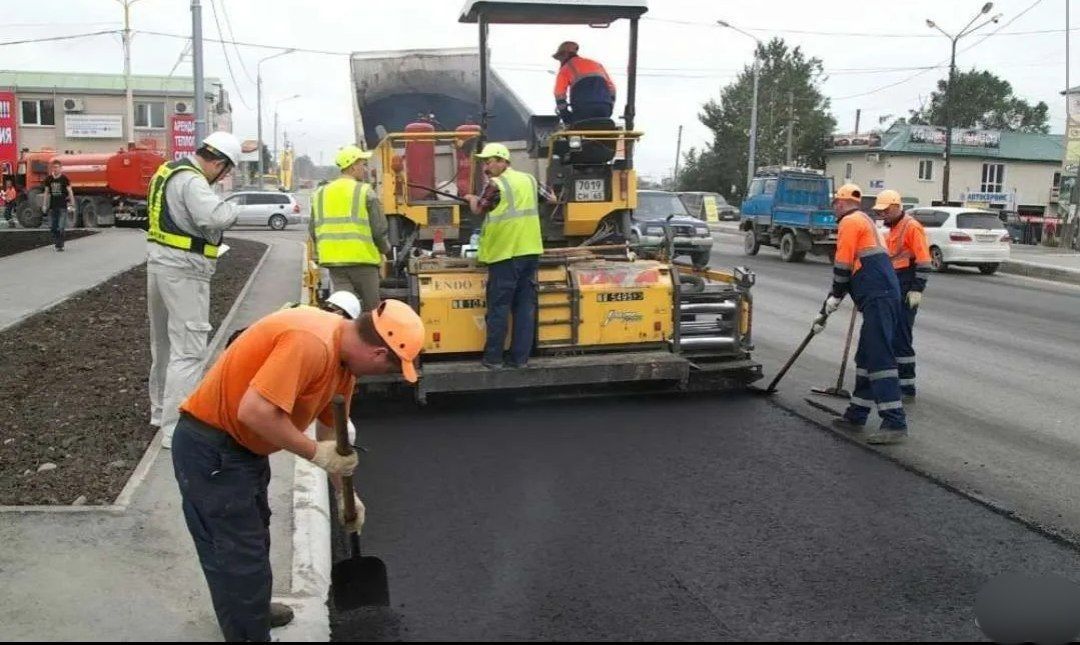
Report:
225,191,301,230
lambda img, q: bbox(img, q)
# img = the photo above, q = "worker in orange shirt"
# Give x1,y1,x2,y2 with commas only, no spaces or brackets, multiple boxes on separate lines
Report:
816,183,907,444
552,41,617,125
872,189,931,400
171,300,423,641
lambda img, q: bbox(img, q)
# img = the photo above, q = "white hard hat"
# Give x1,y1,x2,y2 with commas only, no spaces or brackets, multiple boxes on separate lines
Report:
325,291,361,319
200,131,242,166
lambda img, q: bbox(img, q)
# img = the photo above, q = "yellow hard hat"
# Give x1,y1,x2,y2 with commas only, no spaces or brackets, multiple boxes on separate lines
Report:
335,145,372,170
833,183,862,202
474,142,511,161
872,189,902,210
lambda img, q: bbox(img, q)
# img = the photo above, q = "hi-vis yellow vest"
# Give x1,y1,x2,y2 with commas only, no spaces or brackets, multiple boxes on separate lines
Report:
313,177,380,266
478,167,543,264
146,158,220,258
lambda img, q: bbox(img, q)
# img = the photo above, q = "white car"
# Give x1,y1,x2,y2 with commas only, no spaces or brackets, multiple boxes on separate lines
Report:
907,206,1011,275
225,191,302,230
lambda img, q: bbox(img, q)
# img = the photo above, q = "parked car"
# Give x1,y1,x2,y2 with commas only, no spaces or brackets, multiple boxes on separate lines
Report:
225,191,302,230
677,191,738,221
907,206,1011,274
633,190,713,267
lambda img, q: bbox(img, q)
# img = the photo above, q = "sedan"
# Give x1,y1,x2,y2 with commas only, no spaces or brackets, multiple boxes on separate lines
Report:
908,207,1011,274
225,191,302,230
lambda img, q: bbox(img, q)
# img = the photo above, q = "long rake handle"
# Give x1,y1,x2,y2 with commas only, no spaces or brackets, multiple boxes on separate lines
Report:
332,395,359,528
835,306,858,389
765,316,824,392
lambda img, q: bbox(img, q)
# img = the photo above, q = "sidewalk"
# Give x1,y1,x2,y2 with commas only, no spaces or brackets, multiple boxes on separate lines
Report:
0,228,147,331
0,231,328,641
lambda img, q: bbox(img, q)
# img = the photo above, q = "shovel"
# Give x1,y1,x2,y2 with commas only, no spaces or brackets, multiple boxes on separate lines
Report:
330,394,390,610
749,313,827,395
810,306,857,399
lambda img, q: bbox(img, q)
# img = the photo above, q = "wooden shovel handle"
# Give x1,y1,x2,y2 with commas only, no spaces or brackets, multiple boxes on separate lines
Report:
331,395,359,526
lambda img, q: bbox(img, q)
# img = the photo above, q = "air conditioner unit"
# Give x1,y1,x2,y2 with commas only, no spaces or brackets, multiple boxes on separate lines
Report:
62,98,85,113
865,152,881,163
174,101,191,114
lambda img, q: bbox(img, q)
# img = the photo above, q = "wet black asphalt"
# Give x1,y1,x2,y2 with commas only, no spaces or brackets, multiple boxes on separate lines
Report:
331,392,1080,641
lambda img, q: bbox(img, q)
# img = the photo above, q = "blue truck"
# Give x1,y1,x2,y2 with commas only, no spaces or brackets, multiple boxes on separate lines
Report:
739,166,837,262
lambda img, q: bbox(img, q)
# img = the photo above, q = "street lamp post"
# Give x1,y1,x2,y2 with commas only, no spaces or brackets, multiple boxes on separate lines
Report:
256,49,295,189
927,3,1001,204
718,20,762,194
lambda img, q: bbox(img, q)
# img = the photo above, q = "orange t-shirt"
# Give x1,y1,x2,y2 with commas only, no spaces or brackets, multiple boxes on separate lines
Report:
181,307,356,455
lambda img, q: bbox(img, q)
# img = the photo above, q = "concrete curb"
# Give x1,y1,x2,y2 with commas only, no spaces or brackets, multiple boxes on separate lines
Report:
0,243,272,515
271,240,331,641
999,259,1080,286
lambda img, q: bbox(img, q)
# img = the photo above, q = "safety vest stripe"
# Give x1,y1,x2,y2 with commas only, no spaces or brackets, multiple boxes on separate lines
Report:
146,159,219,258
850,396,874,409
878,400,903,411
316,231,374,243
855,368,869,377
833,274,850,284
857,247,888,258
896,356,916,364
491,176,539,221
899,378,917,386
869,369,899,381
834,261,853,270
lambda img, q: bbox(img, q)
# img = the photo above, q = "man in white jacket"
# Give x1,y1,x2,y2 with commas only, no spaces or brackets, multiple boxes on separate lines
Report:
146,132,242,448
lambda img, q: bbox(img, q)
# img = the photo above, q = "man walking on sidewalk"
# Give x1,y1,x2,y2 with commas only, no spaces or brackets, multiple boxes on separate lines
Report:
40,160,74,250
172,301,424,642
873,189,931,401
146,132,242,448
310,145,390,312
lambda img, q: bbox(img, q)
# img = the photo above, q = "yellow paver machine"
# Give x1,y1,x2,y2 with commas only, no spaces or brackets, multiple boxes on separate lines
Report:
314,0,763,402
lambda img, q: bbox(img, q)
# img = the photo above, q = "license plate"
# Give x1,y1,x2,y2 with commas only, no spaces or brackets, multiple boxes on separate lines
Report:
975,233,998,243
574,178,606,202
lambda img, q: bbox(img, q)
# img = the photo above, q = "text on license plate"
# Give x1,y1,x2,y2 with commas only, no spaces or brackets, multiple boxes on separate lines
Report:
575,179,606,202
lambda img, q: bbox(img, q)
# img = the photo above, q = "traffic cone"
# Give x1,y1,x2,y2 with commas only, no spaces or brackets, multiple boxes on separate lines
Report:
432,228,446,255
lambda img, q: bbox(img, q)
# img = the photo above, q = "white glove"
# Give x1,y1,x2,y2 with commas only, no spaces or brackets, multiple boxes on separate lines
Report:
309,441,357,476
66,204,75,213
811,315,827,335
824,295,842,315
906,291,922,308
336,489,366,534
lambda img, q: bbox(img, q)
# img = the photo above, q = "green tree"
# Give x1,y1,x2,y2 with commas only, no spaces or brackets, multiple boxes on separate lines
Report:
909,69,1049,133
678,38,836,202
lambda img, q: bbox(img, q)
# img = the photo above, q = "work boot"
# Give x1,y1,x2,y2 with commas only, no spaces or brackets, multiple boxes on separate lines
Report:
269,602,294,628
481,360,504,371
831,416,865,433
866,427,908,445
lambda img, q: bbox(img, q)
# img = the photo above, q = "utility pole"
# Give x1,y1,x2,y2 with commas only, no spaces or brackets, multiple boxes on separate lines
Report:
785,91,794,165
191,0,207,143
673,125,683,186
118,0,140,147
854,108,861,135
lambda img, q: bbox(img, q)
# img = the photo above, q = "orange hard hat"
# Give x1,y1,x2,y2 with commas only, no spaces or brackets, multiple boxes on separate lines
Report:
553,41,579,60
871,189,902,210
371,299,425,383
833,183,862,202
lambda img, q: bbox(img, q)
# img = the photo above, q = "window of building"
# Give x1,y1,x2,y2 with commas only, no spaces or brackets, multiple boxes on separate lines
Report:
1053,171,1062,189
981,163,1005,193
20,99,55,126
918,159,933,181
134,101,166,129
844,162,853,180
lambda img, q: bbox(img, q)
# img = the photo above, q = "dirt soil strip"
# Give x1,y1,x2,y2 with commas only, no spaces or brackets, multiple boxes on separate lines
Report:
0,238,267,505
0,230,97,259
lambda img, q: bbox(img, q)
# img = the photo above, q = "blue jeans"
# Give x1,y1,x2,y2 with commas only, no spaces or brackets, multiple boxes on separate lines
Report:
172,414,273,642
484,255,539,366
48,207,67,249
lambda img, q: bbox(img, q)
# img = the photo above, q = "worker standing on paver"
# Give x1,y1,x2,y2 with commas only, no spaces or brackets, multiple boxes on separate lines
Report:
172,300,424,642
816,183,908,444
552,41,617,125
464,143,556,370
40,160,75,251
310,145,390,312
874,189,931,401
146,132,242,449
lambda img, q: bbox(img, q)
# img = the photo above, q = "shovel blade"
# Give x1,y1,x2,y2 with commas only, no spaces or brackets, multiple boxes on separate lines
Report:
332,555,390,610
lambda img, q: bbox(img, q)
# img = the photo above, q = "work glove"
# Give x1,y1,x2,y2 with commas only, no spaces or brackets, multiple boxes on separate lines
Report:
823,294,842,315
309,440,358,476
810,314,828,335
906,291,922,309
335,489,366,534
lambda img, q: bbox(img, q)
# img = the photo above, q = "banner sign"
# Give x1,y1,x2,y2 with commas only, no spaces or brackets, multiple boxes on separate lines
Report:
0,92,18,173
170,114,196,161
64,114,123,139
909,125,1000,148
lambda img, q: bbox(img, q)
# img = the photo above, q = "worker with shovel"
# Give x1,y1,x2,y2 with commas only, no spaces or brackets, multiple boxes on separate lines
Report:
816,184,908,444
172,300,423,641
873,189,931,401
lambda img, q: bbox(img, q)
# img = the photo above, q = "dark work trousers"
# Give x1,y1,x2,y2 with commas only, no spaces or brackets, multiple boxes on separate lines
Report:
483,255,539,366
844,294,908,430
172,413,273,642
895,292,919,396
566,101,614,123
48,207,67,249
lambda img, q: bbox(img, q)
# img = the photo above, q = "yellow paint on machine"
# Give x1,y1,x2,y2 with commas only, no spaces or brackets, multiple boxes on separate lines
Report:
415,258,673,355
563,169,638,237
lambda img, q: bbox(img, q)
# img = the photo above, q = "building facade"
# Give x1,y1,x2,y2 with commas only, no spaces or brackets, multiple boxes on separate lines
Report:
0,70,231,169
824,124,1063,217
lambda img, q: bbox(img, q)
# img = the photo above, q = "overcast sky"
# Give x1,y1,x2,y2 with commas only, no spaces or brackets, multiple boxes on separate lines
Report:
3,0,1077,179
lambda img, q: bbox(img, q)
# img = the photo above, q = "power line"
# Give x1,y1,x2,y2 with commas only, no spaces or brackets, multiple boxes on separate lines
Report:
218,0,255,84
644,14,1072,38
136,28,350,56
0,30,120,47
207,0,250,108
